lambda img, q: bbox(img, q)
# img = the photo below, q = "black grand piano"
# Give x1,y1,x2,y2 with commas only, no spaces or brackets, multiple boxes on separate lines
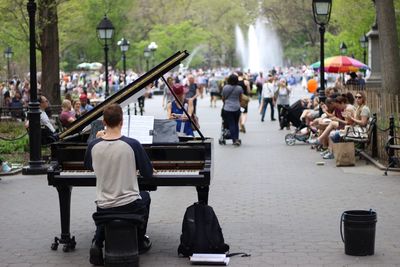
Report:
47,51,213,252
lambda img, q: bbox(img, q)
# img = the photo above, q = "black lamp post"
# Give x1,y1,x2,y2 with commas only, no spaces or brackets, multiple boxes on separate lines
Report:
339,42,347,55
23,0,46,175
117,38,130,86
312,0,332,105
143,47,150,72
97,15,114,98
4,47,13,81
148,41,158,68
359,34,368,64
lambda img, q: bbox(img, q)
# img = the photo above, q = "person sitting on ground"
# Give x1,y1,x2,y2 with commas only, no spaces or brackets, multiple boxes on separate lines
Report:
85,103,153,266
79,94,93,115
59,99,76,128
166,84,195,137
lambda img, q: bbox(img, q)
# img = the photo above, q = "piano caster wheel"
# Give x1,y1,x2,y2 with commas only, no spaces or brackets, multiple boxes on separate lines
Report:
62,236,76,252
218,139,226,145
51,242,58,251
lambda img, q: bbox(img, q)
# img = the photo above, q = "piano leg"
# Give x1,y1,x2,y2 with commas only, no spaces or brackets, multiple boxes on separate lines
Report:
196,186,209,204
51,185,76,252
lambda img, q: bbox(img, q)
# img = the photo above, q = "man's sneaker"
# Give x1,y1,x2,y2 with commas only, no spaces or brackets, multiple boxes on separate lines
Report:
323,152,334,159
139,235,152,255
89,241,104,266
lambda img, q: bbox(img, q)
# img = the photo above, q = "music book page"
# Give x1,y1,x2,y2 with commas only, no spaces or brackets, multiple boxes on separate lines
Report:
122,115,154,144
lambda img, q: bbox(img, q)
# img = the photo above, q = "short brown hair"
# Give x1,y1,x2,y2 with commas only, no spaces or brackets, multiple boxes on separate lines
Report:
103,104,123,128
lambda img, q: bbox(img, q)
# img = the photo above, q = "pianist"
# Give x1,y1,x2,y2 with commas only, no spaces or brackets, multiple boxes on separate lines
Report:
84,103,153,265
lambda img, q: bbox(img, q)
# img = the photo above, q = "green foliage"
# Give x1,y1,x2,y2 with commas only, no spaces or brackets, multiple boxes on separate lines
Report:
0,122,29,164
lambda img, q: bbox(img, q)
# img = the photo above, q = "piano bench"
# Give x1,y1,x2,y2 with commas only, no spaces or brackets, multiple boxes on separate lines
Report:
104,219,142,267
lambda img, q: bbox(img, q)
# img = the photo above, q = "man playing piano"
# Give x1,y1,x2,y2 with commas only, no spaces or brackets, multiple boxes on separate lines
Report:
84,103,153,265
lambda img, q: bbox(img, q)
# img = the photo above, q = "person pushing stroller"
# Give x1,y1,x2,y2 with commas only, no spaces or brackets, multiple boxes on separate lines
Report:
220,74,243,146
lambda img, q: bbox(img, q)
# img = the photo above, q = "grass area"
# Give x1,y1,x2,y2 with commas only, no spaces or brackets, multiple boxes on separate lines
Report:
0,121,29,164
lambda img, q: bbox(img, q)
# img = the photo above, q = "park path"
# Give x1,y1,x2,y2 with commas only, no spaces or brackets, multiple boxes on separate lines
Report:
1,85,400,266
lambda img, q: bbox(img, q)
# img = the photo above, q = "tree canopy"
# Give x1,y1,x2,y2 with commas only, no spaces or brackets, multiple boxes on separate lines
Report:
0,0,398,77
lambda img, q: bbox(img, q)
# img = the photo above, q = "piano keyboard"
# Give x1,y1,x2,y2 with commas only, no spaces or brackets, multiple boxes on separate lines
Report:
60,170,200,176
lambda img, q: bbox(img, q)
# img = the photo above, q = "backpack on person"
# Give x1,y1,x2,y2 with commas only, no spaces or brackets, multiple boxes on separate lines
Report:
178,202,229,257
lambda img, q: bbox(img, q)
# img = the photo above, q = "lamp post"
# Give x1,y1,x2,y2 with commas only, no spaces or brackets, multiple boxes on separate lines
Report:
148,41,158,68
312,0,332,106
117,38,130,86
143,47,150,72
339,42,347,55
97,15,114,98
359,34,368,64
4,47,13,81
23,0,46,175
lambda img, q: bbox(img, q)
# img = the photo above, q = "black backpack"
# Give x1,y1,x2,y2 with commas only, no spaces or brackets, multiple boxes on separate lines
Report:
178,202,230,257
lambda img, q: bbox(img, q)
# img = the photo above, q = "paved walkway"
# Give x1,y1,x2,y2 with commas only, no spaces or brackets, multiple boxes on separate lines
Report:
1,86,400,267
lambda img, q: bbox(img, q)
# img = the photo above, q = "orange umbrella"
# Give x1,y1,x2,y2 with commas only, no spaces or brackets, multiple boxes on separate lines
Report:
311,55,369,73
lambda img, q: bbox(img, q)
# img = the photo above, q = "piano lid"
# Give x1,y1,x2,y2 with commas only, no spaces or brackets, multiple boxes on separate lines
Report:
59,51,189,140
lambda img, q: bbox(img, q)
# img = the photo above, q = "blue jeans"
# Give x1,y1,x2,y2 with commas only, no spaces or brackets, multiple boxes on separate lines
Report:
223,109,241,141
95,191,151,247
261,97,275,121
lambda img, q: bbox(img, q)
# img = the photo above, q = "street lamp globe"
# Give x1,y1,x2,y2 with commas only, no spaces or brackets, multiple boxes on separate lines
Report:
312,0,332,26
148,41,158,52
118,38,130,52
96,15,114,40
339,42,347,55
4,47,13,59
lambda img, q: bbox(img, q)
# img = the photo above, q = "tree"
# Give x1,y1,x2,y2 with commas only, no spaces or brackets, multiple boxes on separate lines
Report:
38,0,60,105
375,0,400,94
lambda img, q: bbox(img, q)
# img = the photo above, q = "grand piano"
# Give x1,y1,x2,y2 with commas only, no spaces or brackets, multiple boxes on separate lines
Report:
47,51,213,252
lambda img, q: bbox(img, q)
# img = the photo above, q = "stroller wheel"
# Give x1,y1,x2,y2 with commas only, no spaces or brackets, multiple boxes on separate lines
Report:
285,133,296,146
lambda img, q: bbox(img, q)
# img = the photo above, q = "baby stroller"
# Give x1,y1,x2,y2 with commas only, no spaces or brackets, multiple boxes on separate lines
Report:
218,109,240,145
282,100,317,145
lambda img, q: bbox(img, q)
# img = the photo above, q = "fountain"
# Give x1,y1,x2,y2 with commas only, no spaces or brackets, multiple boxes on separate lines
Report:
235,17,283,73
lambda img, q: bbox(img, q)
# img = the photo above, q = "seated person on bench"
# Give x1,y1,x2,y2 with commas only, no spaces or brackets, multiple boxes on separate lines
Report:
84,104,153,266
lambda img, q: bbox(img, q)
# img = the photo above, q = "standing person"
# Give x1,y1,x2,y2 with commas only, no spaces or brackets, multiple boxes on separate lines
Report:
255,71,266,104
275,79,291,130
208,73,220,108
222,74,243,146
260,74,277,122
162,76,174,109
186,75,200,114
85,104,153,266
167,84,194,137
237,71,250,133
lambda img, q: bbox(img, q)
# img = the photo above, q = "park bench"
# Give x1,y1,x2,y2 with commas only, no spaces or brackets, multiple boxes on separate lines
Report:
341,115,377,150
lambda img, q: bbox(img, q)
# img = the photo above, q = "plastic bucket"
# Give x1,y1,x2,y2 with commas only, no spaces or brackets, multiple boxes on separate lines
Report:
340,210,377,256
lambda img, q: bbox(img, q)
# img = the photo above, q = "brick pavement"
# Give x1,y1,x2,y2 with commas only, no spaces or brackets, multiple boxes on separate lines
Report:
1,90,400,267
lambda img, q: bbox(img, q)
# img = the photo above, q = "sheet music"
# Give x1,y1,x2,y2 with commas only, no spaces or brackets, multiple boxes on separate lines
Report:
122,115,154,144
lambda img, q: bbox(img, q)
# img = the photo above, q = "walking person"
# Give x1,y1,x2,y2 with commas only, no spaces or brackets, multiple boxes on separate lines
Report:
85,104,153,266
260,74,277,122
208,72,220,108
237,71,251,133
222,74,243,146
276,79,291,130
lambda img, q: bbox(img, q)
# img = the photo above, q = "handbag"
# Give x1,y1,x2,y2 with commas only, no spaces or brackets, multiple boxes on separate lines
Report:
240,94,250,108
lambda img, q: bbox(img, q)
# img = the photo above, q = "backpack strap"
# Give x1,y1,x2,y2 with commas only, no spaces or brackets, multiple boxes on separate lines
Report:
226,252,251,257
